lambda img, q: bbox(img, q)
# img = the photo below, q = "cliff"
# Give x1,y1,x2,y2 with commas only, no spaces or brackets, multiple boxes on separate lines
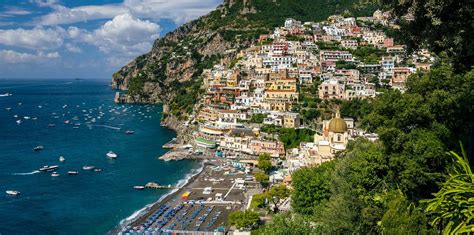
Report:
111,0,377,134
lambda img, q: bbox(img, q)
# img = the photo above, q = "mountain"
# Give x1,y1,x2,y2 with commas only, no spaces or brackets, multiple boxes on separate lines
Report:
111,0,377,120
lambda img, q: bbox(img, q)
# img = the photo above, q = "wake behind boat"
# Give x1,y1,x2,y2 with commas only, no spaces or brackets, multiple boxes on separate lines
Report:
33,145,44,151
39,165,59,172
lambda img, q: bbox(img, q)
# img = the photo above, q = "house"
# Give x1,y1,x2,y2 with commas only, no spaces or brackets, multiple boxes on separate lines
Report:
249,139,285,157
320,50,353,62
341,39,358,50
318,79,345,100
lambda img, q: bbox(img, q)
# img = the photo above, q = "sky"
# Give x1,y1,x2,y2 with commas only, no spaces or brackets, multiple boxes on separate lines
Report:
0,0,222,79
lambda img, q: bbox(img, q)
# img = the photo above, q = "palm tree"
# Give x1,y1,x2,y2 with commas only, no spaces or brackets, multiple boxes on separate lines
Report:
423,145,474,234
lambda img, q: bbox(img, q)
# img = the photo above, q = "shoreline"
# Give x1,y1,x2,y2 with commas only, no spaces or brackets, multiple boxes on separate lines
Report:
108,160,208,234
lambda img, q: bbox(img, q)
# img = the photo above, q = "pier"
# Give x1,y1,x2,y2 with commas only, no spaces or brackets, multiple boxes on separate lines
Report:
162,138,178,149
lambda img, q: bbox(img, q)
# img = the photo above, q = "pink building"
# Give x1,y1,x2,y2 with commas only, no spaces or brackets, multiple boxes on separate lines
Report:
249,139,285,157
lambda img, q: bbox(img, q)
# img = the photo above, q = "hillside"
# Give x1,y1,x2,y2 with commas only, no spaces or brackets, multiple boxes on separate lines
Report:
111,0,377,117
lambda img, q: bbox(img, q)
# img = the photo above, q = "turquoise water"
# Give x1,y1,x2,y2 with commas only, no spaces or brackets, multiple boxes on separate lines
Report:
0,79,198,234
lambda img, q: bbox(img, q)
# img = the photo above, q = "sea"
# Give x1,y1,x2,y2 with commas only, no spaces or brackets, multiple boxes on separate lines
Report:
0,79,199,234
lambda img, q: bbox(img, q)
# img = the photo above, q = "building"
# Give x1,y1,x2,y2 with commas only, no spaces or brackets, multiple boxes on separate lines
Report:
318,79,345,100
313,111,351,160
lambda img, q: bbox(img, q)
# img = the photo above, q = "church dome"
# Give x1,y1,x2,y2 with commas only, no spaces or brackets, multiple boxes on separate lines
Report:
328,111,347,133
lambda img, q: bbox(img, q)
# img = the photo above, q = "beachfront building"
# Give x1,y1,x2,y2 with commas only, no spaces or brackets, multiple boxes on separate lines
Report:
249,139,285,157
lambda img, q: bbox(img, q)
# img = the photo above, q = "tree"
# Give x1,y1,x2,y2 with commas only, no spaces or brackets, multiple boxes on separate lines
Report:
380,0,474,71
262,212,316,234
258,154,273,173
267,184,290,213
228,210,260,230
250,114,266,123
423,147,474,234
255,171,270,187
291,161,335,215
250,193,268,209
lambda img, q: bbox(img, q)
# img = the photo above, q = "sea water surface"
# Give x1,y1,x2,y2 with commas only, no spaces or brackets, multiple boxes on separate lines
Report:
0,79,198,234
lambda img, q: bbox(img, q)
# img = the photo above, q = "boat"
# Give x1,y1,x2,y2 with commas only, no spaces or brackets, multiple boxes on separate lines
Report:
51,172,60,177
16,120,22,124
33,145,44,151
39,165,59,172
125,130,135,135
5,107,11,111
48,124,56,127
67,171,79,175
64,120,70,124
82,166,95,171
59,156,65,162
106,151,117,159
0,93,12,97
94,168,102,172
133,186,145,190
6,190,20,196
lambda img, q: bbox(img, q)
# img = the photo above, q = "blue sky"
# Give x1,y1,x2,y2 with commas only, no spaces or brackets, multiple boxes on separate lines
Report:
0,0,222,79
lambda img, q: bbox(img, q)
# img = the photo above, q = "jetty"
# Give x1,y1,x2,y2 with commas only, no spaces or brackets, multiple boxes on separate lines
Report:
162,138,178,149
145,182,175,190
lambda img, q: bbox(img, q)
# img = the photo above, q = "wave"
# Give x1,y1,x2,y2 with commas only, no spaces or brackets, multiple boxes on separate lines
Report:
117,162,205,229
87,125,122,130
12,170,40,175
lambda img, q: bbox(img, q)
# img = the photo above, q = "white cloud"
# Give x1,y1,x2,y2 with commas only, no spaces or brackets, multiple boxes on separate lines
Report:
0,50,60,63
65,43,81,53
80,14,160,57
0,27,65,50
29,0,60,8
34,0,221,26
0,7,33,17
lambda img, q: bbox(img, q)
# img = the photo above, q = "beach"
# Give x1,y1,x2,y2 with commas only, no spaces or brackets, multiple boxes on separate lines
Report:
113,157,258,234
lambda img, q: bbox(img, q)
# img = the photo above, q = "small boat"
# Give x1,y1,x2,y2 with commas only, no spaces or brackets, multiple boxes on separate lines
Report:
39,165,59,172
18,102,22,105
24,116,30,120
133,186,145,190
48,124,56,127
94,168,102,172
0,93,12,97
59,156,65,162
6,190,20,196
125,130,135,135
64,120,70,124
67,171,79,175
5,107,11,111
82,166,95,171
51,172,60,177
106,151,117,159
16,120,22,124
34,145,44,151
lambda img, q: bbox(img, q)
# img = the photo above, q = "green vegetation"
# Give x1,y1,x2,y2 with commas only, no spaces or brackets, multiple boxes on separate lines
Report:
250,114,266,124
350,45,387,64
255,172,270,187
260,125,316,149
257,154,272,173
229,210,260,230
127,73,147,96
267,184,290,213
335,60,357,69
423,147,474,234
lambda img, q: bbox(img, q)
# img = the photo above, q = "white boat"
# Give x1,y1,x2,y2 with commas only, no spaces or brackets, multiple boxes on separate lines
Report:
59,156,65,162
82,166,95,171
125,130,135,135
24,116,30,120
6,190,20,196
51,172,60,177
16,120,22,124
0,93,12,97
106,151,117,159
5,107,11,111
34,145,44,151
68,171,79,175
133,186,145,190
48,124,56,127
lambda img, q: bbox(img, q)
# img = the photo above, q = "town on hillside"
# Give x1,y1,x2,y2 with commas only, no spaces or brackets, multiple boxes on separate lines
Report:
124,10,437,234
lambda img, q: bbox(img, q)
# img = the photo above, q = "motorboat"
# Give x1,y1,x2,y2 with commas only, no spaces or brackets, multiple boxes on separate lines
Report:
16,120,22,124
64,120,70,124
133,186,145,190
67,171,79,175
6,190,20,196
51,172,60,177
82,166,95,171
5,107,11,111
59,156,65,162
0,93,12,97
106,151,117,159
34,145,44,151
125,130,135,135
39,165,59,172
